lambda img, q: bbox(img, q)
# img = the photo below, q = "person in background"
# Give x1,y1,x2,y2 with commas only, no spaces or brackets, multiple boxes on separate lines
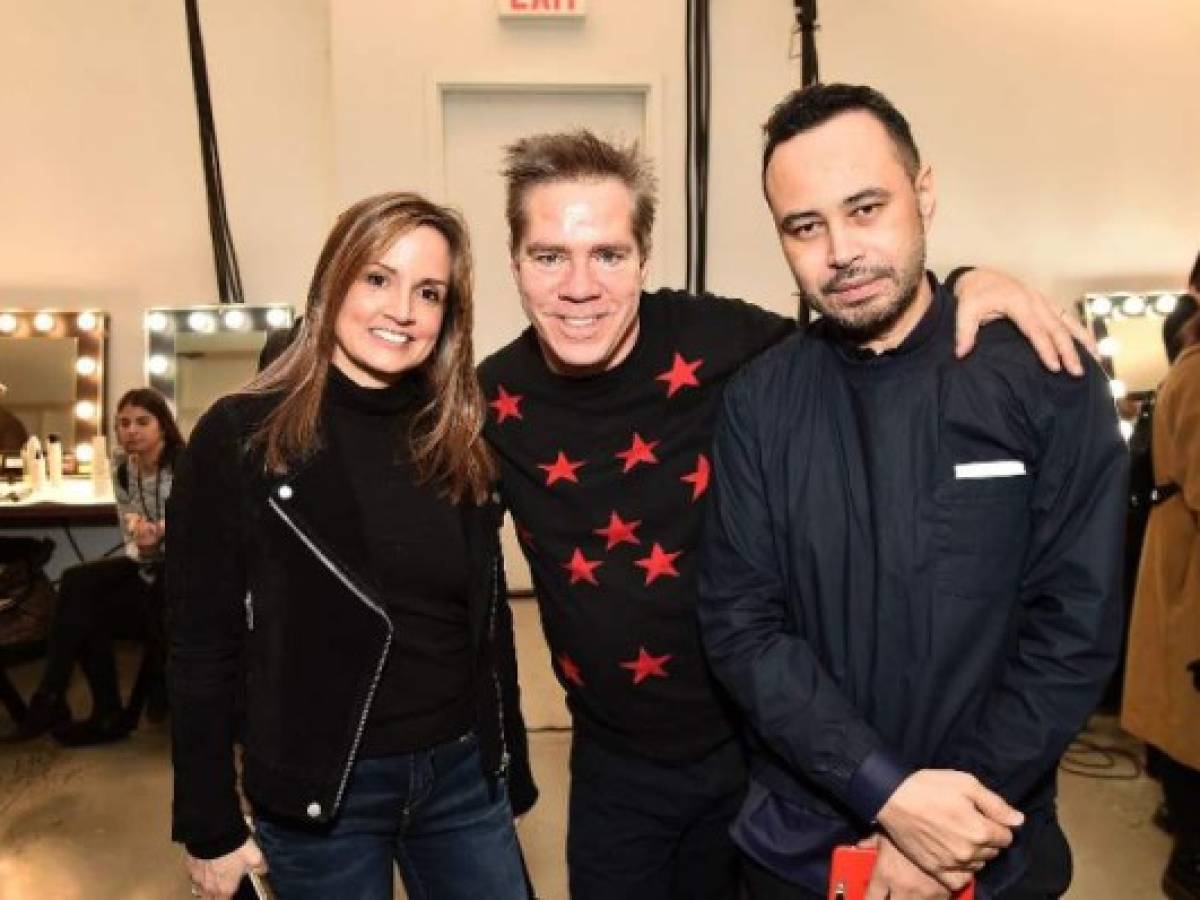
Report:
477,126,1094,900
698,83,1125,900
1122,253,1200,900
169,192,535,900
2,387,182,745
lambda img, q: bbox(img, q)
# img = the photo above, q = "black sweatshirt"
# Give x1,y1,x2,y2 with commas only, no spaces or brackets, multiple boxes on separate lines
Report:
478,289,793,761
699,280,1127,896
325,368,474,757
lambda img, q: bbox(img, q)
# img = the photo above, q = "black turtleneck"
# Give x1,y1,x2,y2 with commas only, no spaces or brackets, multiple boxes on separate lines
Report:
325,366,474,757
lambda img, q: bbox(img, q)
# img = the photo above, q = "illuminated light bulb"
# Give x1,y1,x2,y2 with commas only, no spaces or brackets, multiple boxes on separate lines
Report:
148,354,170,376
1109,379,1128,400
222,308,248,330
188,311,216,332
75,442,95,463
147,311,170,332
1097,336,1120,358
1119,419,1134,441
0,313,16,334
1155,293,1178,315
265,307,291,329
1121,295,1146,316
75,400,96,420
75,356,98,376
33,312,55,332
76,311,98,331
1088,296,1113,317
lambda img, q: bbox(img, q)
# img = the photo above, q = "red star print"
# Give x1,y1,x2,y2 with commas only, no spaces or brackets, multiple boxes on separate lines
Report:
681,453,711,501
593,511,642,550
634,543,682,585
615,432,660,473
563,547,602,585
557,653,585,687
619,646,673,685
489,385,523,423
656,352,703,397
539,451,585,486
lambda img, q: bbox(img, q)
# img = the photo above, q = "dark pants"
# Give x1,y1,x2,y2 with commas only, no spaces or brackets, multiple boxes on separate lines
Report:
37,556,160,716
1161,752,1200,839
567,733,747,900
743,820,1072,900
254,733,526,900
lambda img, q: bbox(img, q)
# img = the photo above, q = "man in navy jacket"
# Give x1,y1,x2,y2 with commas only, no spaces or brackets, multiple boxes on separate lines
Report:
698,84,1126,900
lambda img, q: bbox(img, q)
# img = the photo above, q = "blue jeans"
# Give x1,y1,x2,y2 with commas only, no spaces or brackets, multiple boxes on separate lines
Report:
254,733,526,900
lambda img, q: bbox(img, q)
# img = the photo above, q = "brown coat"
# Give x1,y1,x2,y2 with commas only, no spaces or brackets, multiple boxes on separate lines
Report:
1122,346,1200,769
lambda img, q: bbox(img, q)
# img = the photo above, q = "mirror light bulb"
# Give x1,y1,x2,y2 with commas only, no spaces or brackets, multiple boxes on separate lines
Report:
148,355,170,376
188,311,216,333
222,309,248,330
265,307,291,329
147,311,170,332
33,312,55,332
76,311,99,331
1097,336,1119,358
1109,379,1128,400
1154,294,1178,315
75,400,96,420
0,313,16,334
1088,296,1113,317
1121,295,1146,316
75,356,98,376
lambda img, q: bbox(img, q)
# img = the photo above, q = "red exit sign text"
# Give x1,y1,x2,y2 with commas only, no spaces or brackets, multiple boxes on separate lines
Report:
498,0,587,17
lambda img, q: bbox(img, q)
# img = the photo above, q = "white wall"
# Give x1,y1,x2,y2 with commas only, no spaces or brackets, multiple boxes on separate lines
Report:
0,0,332,420
2,0,1198,419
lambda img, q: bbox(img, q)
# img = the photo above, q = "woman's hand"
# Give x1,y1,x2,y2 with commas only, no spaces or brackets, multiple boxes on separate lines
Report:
185,838,266,899
953,268,1097,375
134,519,164,552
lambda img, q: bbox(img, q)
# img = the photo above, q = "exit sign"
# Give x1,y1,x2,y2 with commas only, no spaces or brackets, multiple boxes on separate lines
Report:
498,0,586,17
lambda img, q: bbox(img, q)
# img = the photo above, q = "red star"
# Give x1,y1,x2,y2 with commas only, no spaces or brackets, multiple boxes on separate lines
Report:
656,352,703,397
593,511,642,550
681,453,711,501
489,385,523,423
539,451,585,486
615,432,660,473
563,547,602,585
634,542,682,585
557,653,584,687
619,646,673,685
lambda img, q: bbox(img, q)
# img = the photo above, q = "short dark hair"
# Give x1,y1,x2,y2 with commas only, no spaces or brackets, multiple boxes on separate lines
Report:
1164,293,1199,363
503,130,657,260
762,83,921,185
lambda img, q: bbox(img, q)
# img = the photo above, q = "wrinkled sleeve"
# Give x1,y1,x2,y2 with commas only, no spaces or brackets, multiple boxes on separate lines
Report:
697,375,909,823
166,403,250,859
939,359,1128,805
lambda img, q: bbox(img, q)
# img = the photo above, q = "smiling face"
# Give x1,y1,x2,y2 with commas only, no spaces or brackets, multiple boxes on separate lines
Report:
332,225,449,387
511,177,647,377
764,110,936,351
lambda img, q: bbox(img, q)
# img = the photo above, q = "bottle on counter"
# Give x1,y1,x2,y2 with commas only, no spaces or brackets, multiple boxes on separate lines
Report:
23,435,47,491
46,433,63,487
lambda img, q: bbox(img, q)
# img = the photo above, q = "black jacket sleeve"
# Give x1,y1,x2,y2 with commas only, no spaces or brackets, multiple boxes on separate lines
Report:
697,372,908,822
493,545,538,816
937,359,1127,804
167,401,250,859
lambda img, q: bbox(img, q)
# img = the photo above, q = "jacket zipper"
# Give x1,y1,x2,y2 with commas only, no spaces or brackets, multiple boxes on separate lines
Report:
268,496,394,815
488,552,510,776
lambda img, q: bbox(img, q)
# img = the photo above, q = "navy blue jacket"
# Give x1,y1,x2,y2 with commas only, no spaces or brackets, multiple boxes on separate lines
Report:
698,283,1126,896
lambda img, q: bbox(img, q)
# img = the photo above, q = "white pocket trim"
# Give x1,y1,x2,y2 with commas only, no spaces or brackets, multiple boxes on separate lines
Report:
954,460,1027,479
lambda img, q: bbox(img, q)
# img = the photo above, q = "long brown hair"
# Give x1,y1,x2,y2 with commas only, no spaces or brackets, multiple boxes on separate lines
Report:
242,192,495,504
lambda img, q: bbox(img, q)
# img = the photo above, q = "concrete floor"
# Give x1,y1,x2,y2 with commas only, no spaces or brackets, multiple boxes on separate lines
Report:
0,601,1174,899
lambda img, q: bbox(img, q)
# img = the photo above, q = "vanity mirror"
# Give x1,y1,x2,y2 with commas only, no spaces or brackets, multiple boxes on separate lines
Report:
0,309,107,464
144,305,294,436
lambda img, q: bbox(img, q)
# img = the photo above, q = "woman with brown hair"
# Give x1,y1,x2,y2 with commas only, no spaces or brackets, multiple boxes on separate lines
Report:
168,193,535,899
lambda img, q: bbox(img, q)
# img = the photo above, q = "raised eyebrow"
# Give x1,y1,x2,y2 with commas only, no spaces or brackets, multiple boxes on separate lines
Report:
843,188,891,208
523,243,566,255
779,210,821,231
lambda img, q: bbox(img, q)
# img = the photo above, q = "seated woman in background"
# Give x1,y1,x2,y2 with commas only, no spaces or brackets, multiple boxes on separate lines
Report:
170,192,535,900
2,387,183,745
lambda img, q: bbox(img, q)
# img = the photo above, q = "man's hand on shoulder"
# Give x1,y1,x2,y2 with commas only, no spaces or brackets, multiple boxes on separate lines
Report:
952,268,1096,376
876,768,1022,892
864,835,953,900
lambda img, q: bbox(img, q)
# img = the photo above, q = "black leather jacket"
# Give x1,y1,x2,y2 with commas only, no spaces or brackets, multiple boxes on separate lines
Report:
167,391,536,859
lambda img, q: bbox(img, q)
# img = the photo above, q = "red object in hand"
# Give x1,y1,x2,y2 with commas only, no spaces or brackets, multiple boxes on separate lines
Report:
828,846,975,900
